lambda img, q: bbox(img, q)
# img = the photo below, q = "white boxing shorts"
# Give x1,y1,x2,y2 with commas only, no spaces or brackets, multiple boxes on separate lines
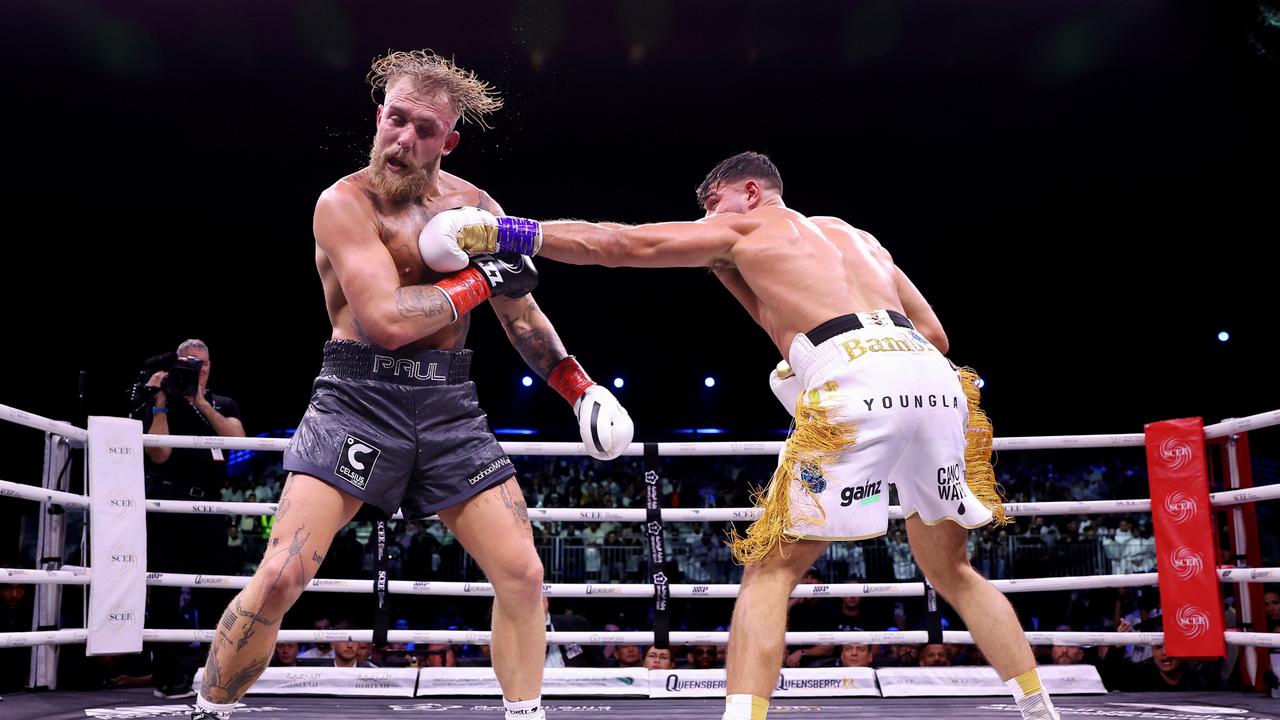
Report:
772,309,993,542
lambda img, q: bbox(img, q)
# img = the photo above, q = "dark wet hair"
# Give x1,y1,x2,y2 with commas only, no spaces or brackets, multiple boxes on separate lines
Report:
695,151,783,206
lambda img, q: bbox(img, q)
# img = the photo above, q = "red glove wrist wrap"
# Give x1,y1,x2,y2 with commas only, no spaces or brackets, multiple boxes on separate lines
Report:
547,356,595,405
435,267,493,320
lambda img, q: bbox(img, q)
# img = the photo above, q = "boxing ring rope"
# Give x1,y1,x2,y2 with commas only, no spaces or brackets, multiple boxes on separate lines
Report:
0,628,1177,649
6,477,1280,519
2,401,1279,691
6,566,1280,597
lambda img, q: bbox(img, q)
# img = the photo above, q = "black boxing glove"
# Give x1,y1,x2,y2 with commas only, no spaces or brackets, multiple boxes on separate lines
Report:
435,253,540,321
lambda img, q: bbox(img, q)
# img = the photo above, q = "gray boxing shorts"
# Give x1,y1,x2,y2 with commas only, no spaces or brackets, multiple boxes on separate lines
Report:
283,340,517,518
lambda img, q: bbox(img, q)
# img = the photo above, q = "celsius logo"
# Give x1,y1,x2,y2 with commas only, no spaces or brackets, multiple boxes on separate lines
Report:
1169,547,1203,580
1164,492,1197,524
1176,605,1210,639
1159,437,1192,470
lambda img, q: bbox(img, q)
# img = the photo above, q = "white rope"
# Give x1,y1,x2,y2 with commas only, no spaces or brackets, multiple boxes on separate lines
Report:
0,629,88,647
1217,567,1280,583
0,478,90,508
1224,632,1280,649
12,568,1175,597
64,484,1279,521
1204,409,1280,438
10,628,1280,649
1210,483,1280,508
0,402,88,442
141,434,1161,455
1,568,89,585
117,629,1181,647
3,402,1271,453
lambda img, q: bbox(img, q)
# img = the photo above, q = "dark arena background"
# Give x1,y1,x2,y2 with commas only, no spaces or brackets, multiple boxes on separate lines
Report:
1,1,1278,718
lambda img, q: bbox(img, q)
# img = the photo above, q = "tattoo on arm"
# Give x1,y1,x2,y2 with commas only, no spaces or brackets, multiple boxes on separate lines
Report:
501,305,567,378
499,483,531,527
351,315,372,344
396,286,452,320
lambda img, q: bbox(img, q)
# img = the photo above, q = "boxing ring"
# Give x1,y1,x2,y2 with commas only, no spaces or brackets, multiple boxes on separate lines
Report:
2,401,1279,719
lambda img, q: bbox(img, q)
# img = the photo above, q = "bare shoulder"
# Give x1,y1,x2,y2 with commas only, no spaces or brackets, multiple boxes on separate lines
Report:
317,172,374,213
437,169,497,207
809,215,883,248
314,173,380,242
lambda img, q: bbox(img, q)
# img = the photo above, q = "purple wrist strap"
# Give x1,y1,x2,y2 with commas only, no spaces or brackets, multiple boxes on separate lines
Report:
496,216,540,255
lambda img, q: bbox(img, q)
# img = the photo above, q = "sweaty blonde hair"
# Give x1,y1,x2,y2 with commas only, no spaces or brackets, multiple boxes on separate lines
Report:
367,49,503,129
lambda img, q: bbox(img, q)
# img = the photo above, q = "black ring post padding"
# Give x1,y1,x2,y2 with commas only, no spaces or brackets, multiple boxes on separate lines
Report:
924,578,943,645
373,520,390,647
644,443,671,650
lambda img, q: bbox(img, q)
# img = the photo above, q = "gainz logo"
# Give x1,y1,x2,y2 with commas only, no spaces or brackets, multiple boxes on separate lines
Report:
1164,492,1197,524
1176,605,1210,639
1169,547,1204,580
644,470,660,486
1159,437,1192,470
646,521,662,536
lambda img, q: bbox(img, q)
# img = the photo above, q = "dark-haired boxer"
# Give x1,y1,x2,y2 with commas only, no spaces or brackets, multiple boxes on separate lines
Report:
422,151,1054,720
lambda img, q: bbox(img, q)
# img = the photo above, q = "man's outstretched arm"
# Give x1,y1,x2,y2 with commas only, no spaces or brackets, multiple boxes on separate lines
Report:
537,217,751,268
419,207,757,269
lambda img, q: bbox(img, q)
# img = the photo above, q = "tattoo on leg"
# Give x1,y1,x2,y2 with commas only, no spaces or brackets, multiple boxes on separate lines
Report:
312,551,324,565
499,483,530,527
205,651,270,703
220,606,237,633
233,597,278,652
272,537,279,547
222,525,312,654
275,497,293,523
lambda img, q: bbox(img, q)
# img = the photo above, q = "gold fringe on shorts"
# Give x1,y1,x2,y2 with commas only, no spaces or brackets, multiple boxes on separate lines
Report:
728,392,858,565
957,366,1008,525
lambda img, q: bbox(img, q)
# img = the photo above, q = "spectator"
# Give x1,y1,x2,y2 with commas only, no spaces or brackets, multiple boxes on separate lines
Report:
299,617,335,659
784,568,837,667
643,646,675,670
141,338,245,698
545,598,604,667
611,644,643,668
419,642,457,667
271,642,300,667
837,642,875,668
920,643,950,667
1264,587,1279,633
329,639,377,669
1,578,32,692
685,644,722,669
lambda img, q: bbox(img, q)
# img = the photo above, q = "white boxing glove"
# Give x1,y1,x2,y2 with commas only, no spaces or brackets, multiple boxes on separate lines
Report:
575,385,634,461
769,360,804,417
418,207,496,272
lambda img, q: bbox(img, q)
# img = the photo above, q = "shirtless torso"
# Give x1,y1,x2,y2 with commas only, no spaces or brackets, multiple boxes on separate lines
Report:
316,169,498,351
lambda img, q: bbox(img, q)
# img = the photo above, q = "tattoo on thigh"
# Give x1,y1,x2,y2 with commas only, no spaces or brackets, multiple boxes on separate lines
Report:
499,483,530,527
312,551,324,565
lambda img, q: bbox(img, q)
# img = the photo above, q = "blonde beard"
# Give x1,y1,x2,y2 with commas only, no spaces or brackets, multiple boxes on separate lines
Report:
367,147,430,204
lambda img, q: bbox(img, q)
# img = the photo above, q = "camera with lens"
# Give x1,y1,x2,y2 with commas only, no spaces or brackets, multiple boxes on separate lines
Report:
164,355,204,398
126,351,204,417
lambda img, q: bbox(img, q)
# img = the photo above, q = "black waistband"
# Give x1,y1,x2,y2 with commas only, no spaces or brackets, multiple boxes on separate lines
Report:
804,310,914,347
319,340,471,386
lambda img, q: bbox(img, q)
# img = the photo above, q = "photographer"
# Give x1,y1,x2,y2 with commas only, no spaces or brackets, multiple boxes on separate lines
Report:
140,338,245,699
